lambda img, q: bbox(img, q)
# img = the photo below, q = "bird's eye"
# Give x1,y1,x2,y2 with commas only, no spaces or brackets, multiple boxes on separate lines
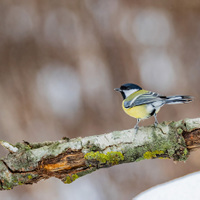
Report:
120,86,127,90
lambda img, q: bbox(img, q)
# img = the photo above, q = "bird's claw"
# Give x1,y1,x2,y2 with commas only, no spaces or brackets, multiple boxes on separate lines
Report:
154,121,158,127
134,125,139,133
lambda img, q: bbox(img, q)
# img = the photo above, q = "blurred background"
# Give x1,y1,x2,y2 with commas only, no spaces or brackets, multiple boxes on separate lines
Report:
0,0,200,199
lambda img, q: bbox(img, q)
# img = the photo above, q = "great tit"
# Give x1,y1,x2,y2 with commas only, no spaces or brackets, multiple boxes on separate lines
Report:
115,83,193,130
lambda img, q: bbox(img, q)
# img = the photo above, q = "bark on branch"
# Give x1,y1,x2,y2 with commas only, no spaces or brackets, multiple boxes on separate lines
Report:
0,118,200,190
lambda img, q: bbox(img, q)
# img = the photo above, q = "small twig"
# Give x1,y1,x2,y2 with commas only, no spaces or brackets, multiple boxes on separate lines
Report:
0,140,18,153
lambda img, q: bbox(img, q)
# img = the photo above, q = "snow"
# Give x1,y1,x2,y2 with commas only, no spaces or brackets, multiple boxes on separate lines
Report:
135,172,200,200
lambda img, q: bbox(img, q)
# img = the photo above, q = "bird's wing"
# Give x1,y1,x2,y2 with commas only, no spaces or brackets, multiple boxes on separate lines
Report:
124,92,166,108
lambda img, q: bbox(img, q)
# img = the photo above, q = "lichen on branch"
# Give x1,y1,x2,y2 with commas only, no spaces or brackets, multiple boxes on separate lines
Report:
0,118,200,190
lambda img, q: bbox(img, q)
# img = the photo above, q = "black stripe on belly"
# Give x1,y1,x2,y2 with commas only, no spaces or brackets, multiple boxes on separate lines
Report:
150,109,156,116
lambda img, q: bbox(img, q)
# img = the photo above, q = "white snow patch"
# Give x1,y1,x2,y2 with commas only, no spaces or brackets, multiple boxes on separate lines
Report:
135,172,200,200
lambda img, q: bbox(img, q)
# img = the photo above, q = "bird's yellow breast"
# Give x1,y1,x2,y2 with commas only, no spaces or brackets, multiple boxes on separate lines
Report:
122,102,149,119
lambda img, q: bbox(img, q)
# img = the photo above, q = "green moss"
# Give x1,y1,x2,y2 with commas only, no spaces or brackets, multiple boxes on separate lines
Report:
169,121,176,127
84,151,124,165
85,141,101,152
106,152,124,165
135,157,145,162
64,174,79,184
62,168,97,184
76,167,96,177
49,141,60,149
89,145,101,152
123,148,136,162
27,175,32,180
153,124,188,161
124,145,149,162
122,122,188,162
183,148,188,156
64,176,72,184
158,157,169,159
72,174,79,181
1,179,14,190
143,150,164,159
177,128,183,134
15,142,31,150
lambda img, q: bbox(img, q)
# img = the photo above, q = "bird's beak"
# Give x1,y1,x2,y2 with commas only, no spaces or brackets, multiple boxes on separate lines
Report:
114,88,121,92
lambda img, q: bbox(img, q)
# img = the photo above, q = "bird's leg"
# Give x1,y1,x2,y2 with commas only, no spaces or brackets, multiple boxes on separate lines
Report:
153,113,158,127
134,118,141,132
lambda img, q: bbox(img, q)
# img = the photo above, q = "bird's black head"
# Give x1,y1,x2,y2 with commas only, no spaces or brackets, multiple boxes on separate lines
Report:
119,83,142,91
114,83,142,99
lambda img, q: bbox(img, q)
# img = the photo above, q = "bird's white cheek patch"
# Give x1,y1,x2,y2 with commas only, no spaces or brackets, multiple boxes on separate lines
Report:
124,89,139,98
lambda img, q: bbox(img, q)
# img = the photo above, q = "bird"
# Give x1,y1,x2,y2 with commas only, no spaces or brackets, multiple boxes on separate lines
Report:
114,83,193,130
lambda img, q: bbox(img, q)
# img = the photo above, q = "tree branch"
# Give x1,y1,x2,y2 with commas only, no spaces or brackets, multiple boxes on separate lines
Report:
0,118,200,190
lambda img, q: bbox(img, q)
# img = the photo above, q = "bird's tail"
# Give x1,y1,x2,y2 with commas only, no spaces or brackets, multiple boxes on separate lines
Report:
165,95,194,104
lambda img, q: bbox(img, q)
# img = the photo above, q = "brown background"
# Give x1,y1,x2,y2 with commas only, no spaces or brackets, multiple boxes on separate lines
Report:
0,0,199,199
